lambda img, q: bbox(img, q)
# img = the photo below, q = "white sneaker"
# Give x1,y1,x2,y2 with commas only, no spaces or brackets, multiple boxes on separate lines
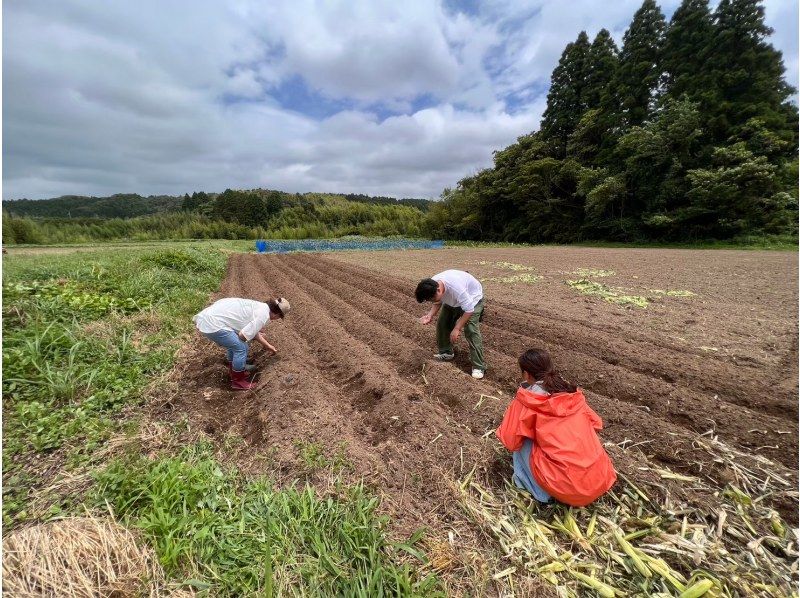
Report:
472,369,485,379
434,352,455,361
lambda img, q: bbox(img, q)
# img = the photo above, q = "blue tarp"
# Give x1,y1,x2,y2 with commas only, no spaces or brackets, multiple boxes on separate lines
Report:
255,239,444,253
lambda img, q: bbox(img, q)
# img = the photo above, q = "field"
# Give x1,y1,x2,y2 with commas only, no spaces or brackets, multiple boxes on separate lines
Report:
3,243,797,596
169,246,797,595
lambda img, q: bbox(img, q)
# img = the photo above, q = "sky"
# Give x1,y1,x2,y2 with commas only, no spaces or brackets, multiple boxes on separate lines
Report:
3,0,798,201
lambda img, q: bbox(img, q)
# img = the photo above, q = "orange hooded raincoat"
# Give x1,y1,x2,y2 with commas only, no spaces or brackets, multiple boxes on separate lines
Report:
496,385,617,507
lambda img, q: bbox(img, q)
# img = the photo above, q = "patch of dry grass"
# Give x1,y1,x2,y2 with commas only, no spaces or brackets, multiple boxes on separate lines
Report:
2,514,192,597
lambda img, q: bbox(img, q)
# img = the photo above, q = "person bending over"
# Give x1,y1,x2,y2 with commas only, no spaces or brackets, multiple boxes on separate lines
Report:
496,348,616,506
193,297,290,390
416,270,486,379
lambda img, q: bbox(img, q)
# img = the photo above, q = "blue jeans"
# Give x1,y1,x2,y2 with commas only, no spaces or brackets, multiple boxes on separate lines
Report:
512,439,552,503
202,329,248,372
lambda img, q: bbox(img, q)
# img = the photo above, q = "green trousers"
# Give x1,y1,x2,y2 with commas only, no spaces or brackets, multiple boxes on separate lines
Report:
436,299,486,371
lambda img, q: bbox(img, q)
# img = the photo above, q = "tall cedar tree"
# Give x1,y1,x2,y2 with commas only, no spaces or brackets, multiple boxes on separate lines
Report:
707,0,796,149
613,0,667,127
540,31,591,156
584,29,619,109
662,0,715,103
573,29,620,165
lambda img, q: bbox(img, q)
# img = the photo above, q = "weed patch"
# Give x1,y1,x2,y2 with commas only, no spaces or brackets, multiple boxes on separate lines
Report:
566,278,650,307
649,289,696,297
95,444,443,596
477,261,542,284
571,268,616,278
476,260,535,271
141,249,207,272
482,273,542,284
295,440,352,473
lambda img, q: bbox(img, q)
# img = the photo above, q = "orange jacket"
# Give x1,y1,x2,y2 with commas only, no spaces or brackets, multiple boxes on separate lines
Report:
496,385,617,507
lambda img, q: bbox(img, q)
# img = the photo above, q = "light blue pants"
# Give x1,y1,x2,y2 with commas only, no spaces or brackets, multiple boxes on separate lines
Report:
512,439,552,503
202,329,248,372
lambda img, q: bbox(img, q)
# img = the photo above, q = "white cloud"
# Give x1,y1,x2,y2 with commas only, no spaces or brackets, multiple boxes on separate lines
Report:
3,0,797,201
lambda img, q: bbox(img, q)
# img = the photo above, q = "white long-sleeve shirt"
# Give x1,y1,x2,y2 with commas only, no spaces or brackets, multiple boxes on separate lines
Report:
193,298,271,341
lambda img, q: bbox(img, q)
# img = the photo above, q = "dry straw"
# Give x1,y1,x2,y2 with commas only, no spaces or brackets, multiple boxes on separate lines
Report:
452,432,798,597
2,514,190,597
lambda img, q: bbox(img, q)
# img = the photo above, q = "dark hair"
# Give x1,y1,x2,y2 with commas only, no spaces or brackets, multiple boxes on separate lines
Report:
267,298,284,318
415,278,439,303
518,348,577,394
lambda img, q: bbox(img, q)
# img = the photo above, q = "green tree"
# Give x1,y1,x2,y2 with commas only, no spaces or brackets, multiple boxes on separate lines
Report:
706,0,796,146
181,192,208,212
567,109,608,164
662,0,715,105
541,31,592,155
576,99,704,240
265,191,283,218
213,189,268,226
686,142,793,236
584,29,619,109
2,213,44,244
613,0,667,127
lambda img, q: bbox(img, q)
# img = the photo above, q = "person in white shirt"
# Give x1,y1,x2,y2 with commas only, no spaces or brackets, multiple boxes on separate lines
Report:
415,270,486,379
193,297,291,390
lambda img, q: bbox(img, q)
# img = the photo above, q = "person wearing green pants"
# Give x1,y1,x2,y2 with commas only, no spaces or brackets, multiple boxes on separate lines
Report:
415,270,487,379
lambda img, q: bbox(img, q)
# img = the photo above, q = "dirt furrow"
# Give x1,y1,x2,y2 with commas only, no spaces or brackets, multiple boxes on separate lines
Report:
319,255,796,417
280,255,797,503
254,255,510,529
293,255,798,469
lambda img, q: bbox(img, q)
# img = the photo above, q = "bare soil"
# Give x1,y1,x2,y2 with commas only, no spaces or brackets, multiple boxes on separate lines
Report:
158,247,798,591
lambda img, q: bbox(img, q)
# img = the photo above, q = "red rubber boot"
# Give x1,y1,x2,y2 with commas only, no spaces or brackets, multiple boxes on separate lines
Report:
230,368,256,391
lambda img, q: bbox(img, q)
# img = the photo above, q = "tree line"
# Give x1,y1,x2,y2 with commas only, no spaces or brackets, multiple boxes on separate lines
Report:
426,0,798,243
4,189,430,220
2,191,426,244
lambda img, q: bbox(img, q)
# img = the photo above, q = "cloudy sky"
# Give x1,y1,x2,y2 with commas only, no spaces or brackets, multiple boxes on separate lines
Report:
3,0,797,201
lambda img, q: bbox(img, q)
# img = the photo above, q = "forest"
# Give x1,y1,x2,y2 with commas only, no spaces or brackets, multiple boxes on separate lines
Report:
426,0,799,243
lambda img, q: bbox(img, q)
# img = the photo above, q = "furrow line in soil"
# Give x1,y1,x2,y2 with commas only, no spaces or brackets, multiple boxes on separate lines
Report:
293,255,798,469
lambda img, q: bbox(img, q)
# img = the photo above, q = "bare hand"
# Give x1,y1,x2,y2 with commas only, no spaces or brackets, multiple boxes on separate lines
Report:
450,328,461,344
419,314,433,325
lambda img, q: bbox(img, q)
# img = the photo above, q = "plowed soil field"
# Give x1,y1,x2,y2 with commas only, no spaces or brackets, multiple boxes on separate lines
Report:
160,246,798,594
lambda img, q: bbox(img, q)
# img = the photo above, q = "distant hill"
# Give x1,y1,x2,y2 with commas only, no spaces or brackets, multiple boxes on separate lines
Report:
4,194,183,219
4,190,431,219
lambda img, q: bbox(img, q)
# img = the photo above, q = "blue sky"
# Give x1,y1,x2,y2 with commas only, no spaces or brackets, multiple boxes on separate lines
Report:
3,0,797,200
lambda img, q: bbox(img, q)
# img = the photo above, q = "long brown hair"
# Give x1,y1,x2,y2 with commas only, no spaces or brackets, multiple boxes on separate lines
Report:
518,348,577,394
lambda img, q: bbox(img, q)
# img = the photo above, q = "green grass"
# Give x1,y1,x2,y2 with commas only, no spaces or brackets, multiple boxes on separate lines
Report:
95,443,442,597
